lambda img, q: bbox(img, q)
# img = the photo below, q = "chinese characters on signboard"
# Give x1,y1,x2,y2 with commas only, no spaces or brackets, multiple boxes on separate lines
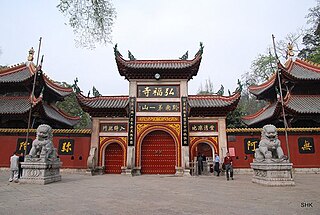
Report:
181,97,189,146
137,102,180,112
244,138,260,154
58,139,74,155
137,85,179,98
189,123,218,132
128,97,136,146
16,138,32,154
298,137,315,154
100,123,127,132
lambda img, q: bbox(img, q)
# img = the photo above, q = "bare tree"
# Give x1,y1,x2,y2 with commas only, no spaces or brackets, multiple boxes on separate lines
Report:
57,0,116,49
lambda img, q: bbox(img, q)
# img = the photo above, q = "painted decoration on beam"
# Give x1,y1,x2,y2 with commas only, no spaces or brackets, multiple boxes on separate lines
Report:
16,138,32,154
137,102,180,112
181,97,189,146
244,138,260,154
58,139,75,155
298,137,315,154
137,85,180,98
189,122,218,132
128,97,136,146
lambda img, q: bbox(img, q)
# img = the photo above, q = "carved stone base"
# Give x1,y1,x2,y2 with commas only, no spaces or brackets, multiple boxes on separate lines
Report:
251,162,295,186
121,166,133,175
20,158,62,185
175,167,184,176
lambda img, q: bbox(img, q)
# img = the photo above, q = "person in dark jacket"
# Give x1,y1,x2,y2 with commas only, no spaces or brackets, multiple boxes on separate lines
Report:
223,152,233,181
18,153,24,178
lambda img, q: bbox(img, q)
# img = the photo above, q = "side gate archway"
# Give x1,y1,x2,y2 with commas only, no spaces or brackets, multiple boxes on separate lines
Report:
100,137,127,174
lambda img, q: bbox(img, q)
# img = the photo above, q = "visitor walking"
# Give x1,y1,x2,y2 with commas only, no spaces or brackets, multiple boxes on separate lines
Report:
223,152,233,181
214,154,220,176
9,152,20,183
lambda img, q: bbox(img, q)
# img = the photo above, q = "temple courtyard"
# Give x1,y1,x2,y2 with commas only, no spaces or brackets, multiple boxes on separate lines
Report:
0,171,319,215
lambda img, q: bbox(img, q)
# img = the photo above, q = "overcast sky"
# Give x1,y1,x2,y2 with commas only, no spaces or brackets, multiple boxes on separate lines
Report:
0,0,316,96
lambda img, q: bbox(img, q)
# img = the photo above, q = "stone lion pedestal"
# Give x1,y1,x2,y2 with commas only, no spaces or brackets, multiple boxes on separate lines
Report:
20,157,62,185
19,124,62,185
251,162,294,186
251,124,295,186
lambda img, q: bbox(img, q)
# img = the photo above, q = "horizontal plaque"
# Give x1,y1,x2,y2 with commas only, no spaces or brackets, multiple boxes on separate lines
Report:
137,85,179,98
189,122,218,132
100,123,127,132
137,102,180,112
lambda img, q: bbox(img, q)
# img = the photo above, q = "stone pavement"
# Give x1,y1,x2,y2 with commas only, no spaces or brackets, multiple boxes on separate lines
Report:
0,171,319,215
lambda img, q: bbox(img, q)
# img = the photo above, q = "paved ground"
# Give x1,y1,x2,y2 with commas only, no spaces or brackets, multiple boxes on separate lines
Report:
0,171,319,215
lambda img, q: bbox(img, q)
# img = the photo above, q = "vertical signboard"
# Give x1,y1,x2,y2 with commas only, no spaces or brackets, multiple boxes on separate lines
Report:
128,97,136,146
181,97,189,146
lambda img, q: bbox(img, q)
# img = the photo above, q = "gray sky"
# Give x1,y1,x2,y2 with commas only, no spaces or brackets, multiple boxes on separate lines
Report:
0,0,315,96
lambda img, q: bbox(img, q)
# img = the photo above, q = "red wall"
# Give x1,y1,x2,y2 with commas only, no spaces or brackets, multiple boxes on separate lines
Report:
0,131,91,169
227,131,320,168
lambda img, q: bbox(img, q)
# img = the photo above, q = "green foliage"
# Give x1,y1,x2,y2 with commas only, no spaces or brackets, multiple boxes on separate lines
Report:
57,0,116,49
298,1,320,63
242,53,277,89
57,92,91,128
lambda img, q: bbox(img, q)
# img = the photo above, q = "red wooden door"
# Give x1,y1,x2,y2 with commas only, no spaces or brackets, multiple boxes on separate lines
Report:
141,130,176,174
105,143,123,174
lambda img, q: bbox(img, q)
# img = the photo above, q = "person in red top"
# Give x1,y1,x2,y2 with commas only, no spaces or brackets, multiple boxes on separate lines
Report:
223,152,233,181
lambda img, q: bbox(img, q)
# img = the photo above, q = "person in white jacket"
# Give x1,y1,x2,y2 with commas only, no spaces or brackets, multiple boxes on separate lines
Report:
9,152,19,182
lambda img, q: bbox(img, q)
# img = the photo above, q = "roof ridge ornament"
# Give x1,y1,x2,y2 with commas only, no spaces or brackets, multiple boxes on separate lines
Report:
285,42,294,59
195,42,204,57
179,51,188,60
113,43,122,57
128,50,136,60
27,47,35,61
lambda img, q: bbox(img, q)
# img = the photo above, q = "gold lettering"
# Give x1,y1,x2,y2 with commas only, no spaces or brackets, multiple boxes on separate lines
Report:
142,87,151,97
61,142,72,153
301,140,312,151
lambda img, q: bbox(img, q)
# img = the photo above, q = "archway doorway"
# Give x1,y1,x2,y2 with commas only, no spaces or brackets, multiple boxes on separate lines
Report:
141,130,176,174
104,142,124,174
194,142,213,161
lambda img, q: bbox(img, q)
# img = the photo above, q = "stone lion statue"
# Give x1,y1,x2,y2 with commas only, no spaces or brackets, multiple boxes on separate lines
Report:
254,124,287,162
29,124,56,159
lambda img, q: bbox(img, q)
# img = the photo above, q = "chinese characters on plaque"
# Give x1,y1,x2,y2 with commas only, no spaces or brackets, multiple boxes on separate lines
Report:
298,137,315,154
244,138,260,154
128,97,136,146
137,102,180,112
100,123,127,132
189,123,218,132
137,85,179,98
16,138,32,154
181,97,189,146
58,139,74,155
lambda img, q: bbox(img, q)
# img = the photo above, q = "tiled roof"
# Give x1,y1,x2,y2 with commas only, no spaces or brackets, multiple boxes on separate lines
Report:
42,104,80,126
188,92,241,108
0,96,31,114
248,73,277,96
0,63,73,97
284,94,320,114
0,63,34,83
0,95,79,127
43,75,73,97
242,102,279,126
76,93,129,109
115,47,202,80
284,59,320,80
